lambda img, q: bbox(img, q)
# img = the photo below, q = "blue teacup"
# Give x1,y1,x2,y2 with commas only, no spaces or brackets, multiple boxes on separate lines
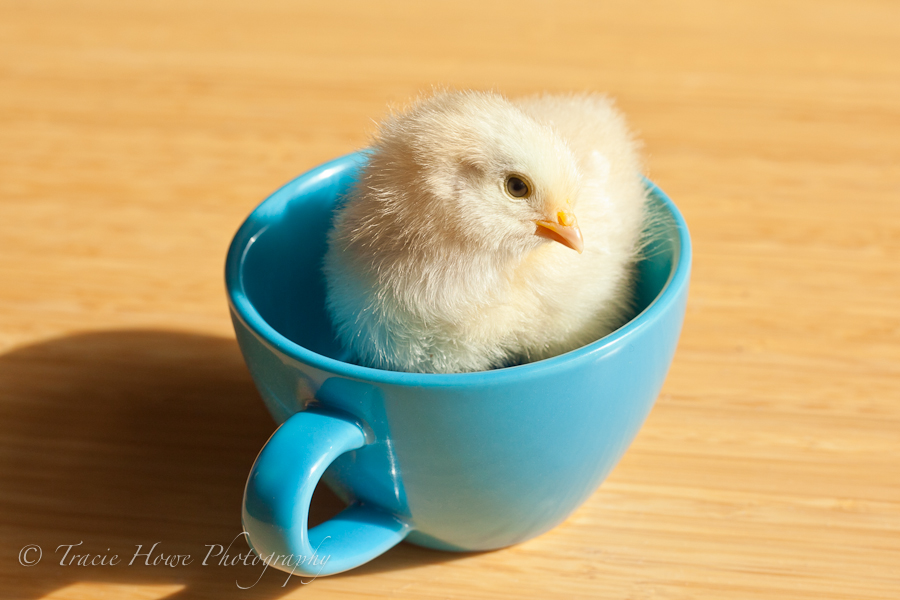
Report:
226,152,690,576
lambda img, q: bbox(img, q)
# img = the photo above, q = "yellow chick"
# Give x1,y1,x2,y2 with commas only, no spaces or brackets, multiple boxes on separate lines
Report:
323,90,648,373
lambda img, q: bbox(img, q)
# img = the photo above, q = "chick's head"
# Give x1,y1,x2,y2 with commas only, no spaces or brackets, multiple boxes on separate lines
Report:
369,91,586,258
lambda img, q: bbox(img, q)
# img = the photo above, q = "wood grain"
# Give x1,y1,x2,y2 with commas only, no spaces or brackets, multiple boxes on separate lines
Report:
1,0,898,598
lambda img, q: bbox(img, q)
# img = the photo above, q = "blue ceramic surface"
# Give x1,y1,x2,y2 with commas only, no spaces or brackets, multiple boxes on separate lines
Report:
226,152,691,576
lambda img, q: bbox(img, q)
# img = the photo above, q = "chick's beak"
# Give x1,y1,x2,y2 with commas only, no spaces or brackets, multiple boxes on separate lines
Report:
534,210,584,254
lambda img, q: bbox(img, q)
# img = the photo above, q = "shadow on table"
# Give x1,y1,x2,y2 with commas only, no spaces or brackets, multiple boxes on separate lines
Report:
0,330,471,599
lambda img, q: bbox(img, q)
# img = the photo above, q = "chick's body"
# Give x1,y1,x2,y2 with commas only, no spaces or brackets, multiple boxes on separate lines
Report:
324,91,648,373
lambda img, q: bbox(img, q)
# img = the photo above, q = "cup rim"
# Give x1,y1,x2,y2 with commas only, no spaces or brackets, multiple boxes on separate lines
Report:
226,152,691,387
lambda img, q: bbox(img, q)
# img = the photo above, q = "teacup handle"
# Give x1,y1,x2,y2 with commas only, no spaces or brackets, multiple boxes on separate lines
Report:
242,410,411,577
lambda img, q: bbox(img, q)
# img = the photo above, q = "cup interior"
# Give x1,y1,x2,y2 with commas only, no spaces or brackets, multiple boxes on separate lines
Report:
234,155,681,367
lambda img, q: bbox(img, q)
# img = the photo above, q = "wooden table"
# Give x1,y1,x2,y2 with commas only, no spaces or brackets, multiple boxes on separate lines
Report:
2,1,898,598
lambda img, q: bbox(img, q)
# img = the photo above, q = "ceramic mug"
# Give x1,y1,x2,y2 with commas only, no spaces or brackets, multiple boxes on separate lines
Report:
226,152,691,576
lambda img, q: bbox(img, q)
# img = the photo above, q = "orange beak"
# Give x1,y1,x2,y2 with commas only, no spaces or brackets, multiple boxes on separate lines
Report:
534,210,584,253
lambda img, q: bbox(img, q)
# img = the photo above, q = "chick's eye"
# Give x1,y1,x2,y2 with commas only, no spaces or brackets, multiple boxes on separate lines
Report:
505,176,530,198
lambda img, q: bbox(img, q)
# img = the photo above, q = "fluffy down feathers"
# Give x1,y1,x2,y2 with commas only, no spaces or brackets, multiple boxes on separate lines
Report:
323,90,648,373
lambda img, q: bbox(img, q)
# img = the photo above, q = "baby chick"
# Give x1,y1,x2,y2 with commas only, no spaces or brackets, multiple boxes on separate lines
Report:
323,90,648,373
